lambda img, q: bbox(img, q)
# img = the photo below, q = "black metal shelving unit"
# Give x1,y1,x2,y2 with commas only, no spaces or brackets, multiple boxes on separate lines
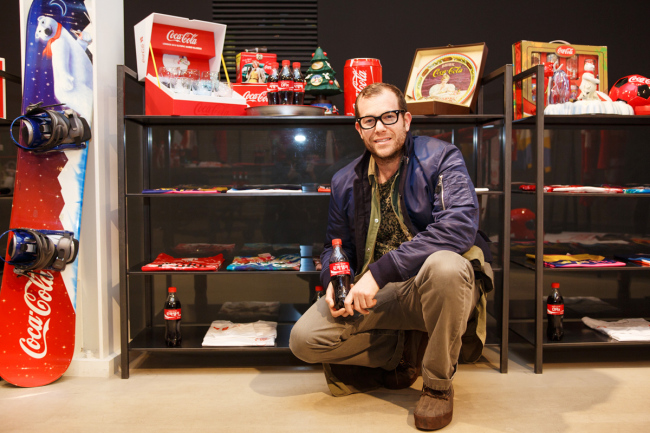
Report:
117,64,513,378
510,65,650,373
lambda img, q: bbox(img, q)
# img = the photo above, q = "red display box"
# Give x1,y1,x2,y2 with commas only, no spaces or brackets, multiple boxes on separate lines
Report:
513,40,608,119
235,52,277,83
145,80,246,116
231,84,268,107
135,13,247,116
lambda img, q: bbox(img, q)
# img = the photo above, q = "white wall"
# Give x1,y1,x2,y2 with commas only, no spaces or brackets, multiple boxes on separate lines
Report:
66,0,124,377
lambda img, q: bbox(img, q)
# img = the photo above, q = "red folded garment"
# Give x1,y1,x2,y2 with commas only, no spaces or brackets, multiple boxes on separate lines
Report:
141,253,224,271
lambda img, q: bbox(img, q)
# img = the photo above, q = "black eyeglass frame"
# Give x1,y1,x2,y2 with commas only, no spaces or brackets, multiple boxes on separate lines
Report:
356,109,406,130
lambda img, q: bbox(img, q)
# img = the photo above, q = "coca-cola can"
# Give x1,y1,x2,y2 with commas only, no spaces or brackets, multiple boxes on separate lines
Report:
344,58,382,116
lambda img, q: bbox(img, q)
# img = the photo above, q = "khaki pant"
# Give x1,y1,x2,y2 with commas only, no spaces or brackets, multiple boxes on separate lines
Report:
290,250,481,392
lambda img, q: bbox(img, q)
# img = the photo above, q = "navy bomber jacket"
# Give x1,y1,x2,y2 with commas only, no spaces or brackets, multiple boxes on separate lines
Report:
320,132,491,289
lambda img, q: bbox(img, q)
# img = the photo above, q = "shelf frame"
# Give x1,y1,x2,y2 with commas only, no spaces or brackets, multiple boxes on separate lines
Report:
117,64,513,378
511,64,650,373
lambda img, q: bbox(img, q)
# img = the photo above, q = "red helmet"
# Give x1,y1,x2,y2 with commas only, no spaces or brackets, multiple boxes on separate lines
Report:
511,208,536,240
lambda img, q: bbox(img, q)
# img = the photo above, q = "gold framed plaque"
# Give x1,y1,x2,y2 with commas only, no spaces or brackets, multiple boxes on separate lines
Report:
405,43,488,115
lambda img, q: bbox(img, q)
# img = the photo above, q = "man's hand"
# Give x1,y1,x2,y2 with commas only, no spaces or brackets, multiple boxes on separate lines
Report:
325,272,380,318
325,282,349,318
345,271,379,316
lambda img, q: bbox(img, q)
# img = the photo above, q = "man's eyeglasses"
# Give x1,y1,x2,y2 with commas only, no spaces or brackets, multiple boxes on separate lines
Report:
356,110,405,130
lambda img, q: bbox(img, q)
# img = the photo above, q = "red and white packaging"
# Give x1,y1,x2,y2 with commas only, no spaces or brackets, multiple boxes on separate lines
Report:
329,262,350,276
134,13,247,116
343,58,382,116
236,52,277,83
231,84,268,107
141,253,225,272
164,308,182,320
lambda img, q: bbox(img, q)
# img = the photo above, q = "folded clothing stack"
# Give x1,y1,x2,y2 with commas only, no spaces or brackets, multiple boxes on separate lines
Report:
202,320,277,347
582,317,650,341
226,253,300,271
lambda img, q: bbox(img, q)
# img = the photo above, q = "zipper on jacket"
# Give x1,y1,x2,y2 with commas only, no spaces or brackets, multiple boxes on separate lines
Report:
436,174,446,210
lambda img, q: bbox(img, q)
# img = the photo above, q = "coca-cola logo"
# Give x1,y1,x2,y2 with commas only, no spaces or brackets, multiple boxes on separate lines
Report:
547,304,564,315
330,262,350,276
555,46,575,57
19,271,54,359
629,75,650,85
166,30,199,45
242,91,268,103
352,69,368,93
194,104,227,116
164,309,182,320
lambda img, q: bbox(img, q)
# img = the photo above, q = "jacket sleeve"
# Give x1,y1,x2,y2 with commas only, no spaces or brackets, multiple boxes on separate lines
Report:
368,144,478,288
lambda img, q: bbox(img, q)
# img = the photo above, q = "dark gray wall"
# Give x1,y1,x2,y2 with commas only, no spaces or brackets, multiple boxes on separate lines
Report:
1,0,24,119
2,0,649,113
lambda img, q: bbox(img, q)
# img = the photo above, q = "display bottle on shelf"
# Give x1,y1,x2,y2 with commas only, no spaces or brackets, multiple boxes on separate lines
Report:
292,62,305,105
311,285,324,305
278,60,294,105
266,62,279,105
164,287,182,347
330,239,351,311
546,282,564,341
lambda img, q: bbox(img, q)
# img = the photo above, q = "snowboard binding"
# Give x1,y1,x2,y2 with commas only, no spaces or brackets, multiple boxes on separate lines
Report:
10,102,91,153
0,228,79,275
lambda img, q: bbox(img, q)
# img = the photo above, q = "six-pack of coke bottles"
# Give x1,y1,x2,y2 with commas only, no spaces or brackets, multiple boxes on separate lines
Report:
267,60,305,105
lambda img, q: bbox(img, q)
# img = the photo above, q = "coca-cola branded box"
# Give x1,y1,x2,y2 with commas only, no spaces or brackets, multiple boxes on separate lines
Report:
134,13,247,116
231,84,268,107
235,52,277,84
513,40,608,119
404,43,488,115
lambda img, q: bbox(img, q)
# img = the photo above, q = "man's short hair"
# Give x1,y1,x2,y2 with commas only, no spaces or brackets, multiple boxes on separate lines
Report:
354,83,408,118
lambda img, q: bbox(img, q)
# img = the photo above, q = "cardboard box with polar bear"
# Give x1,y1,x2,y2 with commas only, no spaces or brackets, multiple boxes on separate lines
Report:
134,13,247,116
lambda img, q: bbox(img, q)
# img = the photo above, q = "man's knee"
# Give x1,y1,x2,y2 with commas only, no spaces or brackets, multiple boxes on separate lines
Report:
417,250,473,297
289,311,337,364
289,319,316,363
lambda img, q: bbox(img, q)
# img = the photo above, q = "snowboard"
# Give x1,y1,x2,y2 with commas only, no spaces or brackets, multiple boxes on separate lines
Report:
0,0,93,387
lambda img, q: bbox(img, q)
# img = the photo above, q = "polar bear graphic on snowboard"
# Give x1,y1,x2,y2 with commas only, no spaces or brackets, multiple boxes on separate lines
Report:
35,15,93,120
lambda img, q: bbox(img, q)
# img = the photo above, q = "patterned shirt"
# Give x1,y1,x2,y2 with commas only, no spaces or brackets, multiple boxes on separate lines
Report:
357,156,412,281
374,170,410,262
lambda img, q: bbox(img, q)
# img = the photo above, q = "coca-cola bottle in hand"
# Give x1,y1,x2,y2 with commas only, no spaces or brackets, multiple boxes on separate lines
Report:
330,239,351,310
278,60,294,105
292,62,305,105
266,62,279,105
546,282,564,341
164,286,182,347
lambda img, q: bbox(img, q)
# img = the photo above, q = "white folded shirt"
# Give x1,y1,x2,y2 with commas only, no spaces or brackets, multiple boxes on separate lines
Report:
202,320,278,347
582,317,650,341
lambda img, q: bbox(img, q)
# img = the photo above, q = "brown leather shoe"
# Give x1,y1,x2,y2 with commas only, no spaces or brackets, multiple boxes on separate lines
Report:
414,384,454,431
383,330,428,390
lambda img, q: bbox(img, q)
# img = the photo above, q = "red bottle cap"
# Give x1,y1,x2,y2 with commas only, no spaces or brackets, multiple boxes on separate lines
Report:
315,285,323,291
551,282,560,289
168,287,177,293
332,238,342,246
292,62,300,69
282,60,290,66
273,62,279,68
